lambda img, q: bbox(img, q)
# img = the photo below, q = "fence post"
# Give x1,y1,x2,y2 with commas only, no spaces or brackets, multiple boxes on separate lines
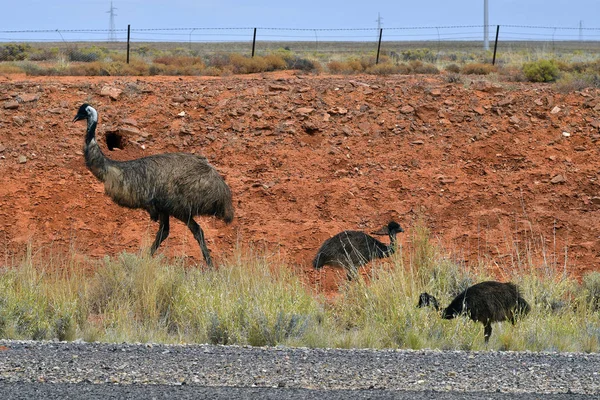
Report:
126,24,131,64
251,28,257,57
376,28,383,64
492,25,500,65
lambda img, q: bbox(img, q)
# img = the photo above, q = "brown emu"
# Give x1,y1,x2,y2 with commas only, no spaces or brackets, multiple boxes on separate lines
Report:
312,221,404,280
418,281,530,342
73,104,234,267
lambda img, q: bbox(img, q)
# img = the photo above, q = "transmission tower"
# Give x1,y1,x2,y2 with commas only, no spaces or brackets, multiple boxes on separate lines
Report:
107,1,117,42
376,12,383,30
375,12,383,40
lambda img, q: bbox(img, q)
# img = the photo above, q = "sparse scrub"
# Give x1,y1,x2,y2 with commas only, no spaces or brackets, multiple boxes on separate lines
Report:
444,63,461,73
409,60,439,74
366,63,403,75
0,223,599,351
523,59,560,82
461,62,497,75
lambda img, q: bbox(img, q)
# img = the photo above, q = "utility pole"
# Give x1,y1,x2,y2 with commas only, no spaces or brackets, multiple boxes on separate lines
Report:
483,0,489,50
579,20,583,42
107,1,117,42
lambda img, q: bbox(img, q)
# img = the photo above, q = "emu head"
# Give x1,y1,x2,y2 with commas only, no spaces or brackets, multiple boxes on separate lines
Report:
371,221,404,236
386,221,404,234
417,292,440,310
73,103,93,122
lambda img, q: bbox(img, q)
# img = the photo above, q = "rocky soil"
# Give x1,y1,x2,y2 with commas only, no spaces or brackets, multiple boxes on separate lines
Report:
1,72,600,291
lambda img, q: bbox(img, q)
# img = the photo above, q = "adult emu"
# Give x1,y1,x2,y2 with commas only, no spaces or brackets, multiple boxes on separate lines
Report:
418,281,530,342
73,104,233,267
312,221,404,280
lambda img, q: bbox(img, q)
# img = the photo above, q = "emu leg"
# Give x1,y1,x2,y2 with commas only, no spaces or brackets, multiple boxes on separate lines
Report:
346,265,359,281
150,213,170,255
184,218,213,268
483,322,492,343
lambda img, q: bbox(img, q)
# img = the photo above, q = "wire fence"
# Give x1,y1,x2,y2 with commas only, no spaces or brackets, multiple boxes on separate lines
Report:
1,25,599,66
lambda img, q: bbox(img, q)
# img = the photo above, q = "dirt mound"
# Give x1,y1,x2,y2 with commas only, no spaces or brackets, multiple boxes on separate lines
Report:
1,72,599,292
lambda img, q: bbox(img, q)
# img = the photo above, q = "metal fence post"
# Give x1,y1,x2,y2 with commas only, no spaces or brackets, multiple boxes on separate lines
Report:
126,24,131,64
492,25,500,65
376,28,383,64
251,28,257,57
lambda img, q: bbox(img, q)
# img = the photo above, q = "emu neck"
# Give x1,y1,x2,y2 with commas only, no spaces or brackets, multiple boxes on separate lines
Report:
84,117,111,182
386,232,398,255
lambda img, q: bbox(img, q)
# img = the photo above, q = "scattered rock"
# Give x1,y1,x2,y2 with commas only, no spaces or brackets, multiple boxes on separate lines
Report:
438,176,456,184
231,122,244,132
100,86,122,100
17,155,27,164
562,132,571,137
329,107,348,115
497,96,514,107
172,96,186,103
296,107,314,115
269,84,289,91
473,106,485,115
177,111,186,117
0,144,5,153
4,100,19,110
400,105,414,114
118,126,141,136
120,118,138,127
550,174,566,184
17,93,39,103
302,121,319,134
550,106,561,114
472,81,503,93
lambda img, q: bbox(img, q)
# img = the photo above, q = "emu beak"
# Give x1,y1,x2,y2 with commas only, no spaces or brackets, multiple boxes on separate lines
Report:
73,114,85,122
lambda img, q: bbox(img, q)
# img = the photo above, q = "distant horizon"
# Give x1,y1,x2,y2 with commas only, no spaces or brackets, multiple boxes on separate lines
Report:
2,1,600,43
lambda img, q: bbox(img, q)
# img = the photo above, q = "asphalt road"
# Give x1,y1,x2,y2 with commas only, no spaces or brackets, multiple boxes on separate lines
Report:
0,340,598,399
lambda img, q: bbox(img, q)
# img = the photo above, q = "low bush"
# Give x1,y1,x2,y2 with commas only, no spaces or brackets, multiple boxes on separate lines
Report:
461,62,496,75
523,59,560,82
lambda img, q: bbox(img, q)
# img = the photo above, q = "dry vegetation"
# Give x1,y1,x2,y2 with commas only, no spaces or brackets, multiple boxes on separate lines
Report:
1,222,599,351
1,42,600,88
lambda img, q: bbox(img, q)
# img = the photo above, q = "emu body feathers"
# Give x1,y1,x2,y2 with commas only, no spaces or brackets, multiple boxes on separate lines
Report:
418,281,530,342
74,103,233,266
313,221,404,280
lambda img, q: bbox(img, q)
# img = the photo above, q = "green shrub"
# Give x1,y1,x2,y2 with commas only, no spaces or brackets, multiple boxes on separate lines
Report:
285,56,318,72
409,60,439,74
523,60,560,82
366,63,403,75
401,48,436,62
0,44,32,61
445,63,461,73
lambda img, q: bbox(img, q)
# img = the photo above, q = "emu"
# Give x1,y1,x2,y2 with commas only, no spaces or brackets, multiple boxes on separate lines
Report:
313,221,404,280
418,281,530,342
73,103,234,267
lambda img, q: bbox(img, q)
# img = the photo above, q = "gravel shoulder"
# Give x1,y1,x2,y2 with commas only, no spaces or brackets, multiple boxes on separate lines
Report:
0,340,598,395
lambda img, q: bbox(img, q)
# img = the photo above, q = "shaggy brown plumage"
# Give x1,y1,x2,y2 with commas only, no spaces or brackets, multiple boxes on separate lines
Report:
74,104,234,267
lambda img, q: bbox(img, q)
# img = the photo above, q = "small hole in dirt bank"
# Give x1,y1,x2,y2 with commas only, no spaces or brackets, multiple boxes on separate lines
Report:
106,132,124,151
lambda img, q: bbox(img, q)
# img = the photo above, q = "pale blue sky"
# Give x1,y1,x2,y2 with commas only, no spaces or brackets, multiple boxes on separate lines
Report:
1,1,599,41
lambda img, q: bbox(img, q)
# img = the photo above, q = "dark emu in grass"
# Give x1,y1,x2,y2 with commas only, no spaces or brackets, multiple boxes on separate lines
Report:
312,221,404,280
418,281,530,342
73,104,234,267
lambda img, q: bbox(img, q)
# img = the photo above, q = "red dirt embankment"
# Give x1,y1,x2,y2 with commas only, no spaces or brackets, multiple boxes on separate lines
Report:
1,72,599,292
